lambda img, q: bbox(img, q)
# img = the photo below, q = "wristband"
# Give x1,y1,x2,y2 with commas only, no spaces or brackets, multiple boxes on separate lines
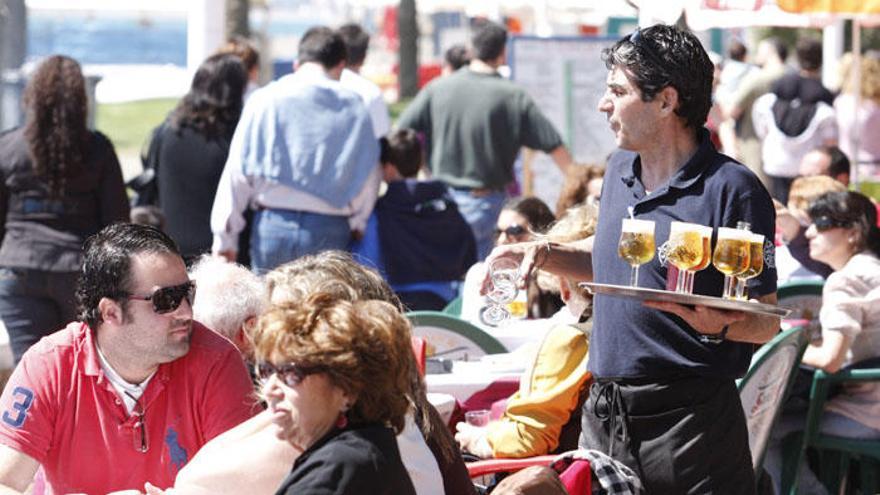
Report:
698,325,729,345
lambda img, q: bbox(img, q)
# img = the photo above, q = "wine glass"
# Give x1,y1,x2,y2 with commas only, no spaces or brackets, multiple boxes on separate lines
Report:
684,225,714,294
618,218,656,287
734,232,765,300
664,222,705,294
482,257,520,326
712,227,751,299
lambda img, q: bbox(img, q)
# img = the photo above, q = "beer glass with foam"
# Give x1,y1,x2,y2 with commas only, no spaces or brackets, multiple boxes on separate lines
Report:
733,232,765,300
712,227,751,299
618,218,656,287
666,222,706,293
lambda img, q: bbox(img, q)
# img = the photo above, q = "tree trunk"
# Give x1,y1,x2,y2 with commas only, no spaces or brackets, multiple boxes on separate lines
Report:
225,0,250,39
398,0,418,99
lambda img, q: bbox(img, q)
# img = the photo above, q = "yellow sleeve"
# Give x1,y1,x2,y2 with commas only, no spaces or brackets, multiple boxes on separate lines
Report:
486,324,591,458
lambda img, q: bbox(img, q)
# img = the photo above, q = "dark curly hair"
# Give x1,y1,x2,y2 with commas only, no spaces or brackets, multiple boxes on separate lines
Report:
169,53,247,140
602,24,714,130
23,55,90,198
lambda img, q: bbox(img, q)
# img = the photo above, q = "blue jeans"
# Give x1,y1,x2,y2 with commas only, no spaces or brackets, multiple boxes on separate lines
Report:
448,189,506,261
250,208,351,273
764,411,880,494
0,268,79,364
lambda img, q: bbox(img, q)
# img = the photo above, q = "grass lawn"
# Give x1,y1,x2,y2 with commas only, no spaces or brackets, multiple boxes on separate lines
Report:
96,98,177,153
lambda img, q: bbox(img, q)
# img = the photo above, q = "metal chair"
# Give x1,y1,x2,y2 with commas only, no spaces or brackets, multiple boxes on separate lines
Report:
406,311,507,359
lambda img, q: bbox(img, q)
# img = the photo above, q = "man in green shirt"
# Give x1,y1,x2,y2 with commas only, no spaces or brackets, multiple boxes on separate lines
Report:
397,20,573,259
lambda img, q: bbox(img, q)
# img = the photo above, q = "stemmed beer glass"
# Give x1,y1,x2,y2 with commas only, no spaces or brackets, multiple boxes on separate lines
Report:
733,233,765,300
684,225,713,294
618,218,656,287
665,222,705,294
482,257,520,326
712,227,751,299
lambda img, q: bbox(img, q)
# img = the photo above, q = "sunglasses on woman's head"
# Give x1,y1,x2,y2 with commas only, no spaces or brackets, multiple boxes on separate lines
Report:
495,224,527,237
257,362,323,387
812,216,852,232
127,280,196,314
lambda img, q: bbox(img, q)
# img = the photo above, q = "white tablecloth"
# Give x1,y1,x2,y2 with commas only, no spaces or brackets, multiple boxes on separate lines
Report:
425,360,523,403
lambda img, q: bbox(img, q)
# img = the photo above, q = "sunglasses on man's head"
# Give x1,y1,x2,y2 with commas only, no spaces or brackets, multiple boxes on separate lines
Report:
256,362,323,387
812,216,852,232
127,280,196,314
495,224,528,238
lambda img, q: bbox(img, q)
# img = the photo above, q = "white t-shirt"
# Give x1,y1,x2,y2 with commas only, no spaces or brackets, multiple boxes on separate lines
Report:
341,68,391,139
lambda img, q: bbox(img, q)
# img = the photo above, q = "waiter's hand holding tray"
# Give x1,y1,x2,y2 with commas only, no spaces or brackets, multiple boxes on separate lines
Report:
578,282,791,318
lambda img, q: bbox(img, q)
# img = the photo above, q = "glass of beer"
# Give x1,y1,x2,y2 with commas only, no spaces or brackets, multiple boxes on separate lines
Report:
665,222,705,293
734,232,765,300
618,218,656,287
482,257,520,326
684,225,714,294
712,227,751,299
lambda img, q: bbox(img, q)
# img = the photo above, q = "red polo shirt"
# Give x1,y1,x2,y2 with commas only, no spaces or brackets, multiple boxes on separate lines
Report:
0,321,257,494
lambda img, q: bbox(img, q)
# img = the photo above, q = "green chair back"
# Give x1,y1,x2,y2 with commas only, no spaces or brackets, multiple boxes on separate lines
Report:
406,311,507,359
776,280,824,324
783,364,880,494
737,325,810,473
442,295,463,316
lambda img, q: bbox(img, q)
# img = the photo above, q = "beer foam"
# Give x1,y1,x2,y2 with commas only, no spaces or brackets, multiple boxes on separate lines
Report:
717,227,752,240
621,218,655,233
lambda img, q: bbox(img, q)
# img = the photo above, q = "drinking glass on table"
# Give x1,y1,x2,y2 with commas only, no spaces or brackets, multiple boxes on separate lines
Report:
712,227,751,299
733,232,765,300
618,218,656,287
482,257,520,326
665,222,706,293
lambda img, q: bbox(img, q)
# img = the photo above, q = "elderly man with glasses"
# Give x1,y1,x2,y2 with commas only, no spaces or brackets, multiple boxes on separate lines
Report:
0,223,257,494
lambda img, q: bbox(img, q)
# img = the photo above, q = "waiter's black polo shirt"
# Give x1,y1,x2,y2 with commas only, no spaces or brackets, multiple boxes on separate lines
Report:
589,129,777,380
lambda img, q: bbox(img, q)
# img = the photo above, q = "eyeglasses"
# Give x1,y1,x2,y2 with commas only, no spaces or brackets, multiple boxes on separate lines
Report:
123,391,148,453
628,28,667,71
256,362,323,387
812,216,852,232
494,224,528,238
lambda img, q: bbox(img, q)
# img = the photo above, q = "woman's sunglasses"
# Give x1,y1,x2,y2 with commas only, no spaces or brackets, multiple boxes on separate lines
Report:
127,281,196,314
256,362,323,387
494,224,528,238
812,216,852,232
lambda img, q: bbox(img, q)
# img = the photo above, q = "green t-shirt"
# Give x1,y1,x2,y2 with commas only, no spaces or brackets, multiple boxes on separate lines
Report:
397,69,563,190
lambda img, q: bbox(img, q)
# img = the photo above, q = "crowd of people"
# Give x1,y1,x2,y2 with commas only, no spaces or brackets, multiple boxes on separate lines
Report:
0,15,877,495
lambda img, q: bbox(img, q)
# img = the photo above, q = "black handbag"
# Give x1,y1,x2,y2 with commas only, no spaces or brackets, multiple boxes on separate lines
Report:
127,122,165,207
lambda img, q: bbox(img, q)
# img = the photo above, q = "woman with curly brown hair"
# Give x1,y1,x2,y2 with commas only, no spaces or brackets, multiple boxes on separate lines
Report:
255,294,416,494
0,55,129,363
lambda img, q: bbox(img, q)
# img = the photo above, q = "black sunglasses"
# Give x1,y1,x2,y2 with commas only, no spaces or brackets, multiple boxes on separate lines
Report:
257,362,324,387
494,224,528,238
127,281,196,314
812,216,852,232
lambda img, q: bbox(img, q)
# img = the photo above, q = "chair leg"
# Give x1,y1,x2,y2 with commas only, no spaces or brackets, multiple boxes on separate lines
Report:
781,433,804,494
860,458,878,495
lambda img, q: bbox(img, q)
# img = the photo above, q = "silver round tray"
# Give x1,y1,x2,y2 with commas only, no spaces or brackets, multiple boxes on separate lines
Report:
579,282,791,318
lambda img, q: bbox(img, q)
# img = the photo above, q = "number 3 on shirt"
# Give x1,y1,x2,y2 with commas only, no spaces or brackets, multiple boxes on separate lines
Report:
2,387,34,428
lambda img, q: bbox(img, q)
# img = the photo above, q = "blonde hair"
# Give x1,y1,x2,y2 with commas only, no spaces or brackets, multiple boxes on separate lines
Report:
555,164,605,217
787,175,848,211
253,295,412,433
840,52,880,102
536,203,599,294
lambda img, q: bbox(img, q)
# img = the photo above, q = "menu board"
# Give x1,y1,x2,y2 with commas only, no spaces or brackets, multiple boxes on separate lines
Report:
508,35,618,208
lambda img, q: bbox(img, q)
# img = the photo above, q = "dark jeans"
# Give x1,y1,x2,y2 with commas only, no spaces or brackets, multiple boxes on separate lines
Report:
580,375,756,494
0,268,78,364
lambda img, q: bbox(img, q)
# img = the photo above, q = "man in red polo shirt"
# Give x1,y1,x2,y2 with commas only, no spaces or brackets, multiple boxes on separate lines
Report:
0,223,257,494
